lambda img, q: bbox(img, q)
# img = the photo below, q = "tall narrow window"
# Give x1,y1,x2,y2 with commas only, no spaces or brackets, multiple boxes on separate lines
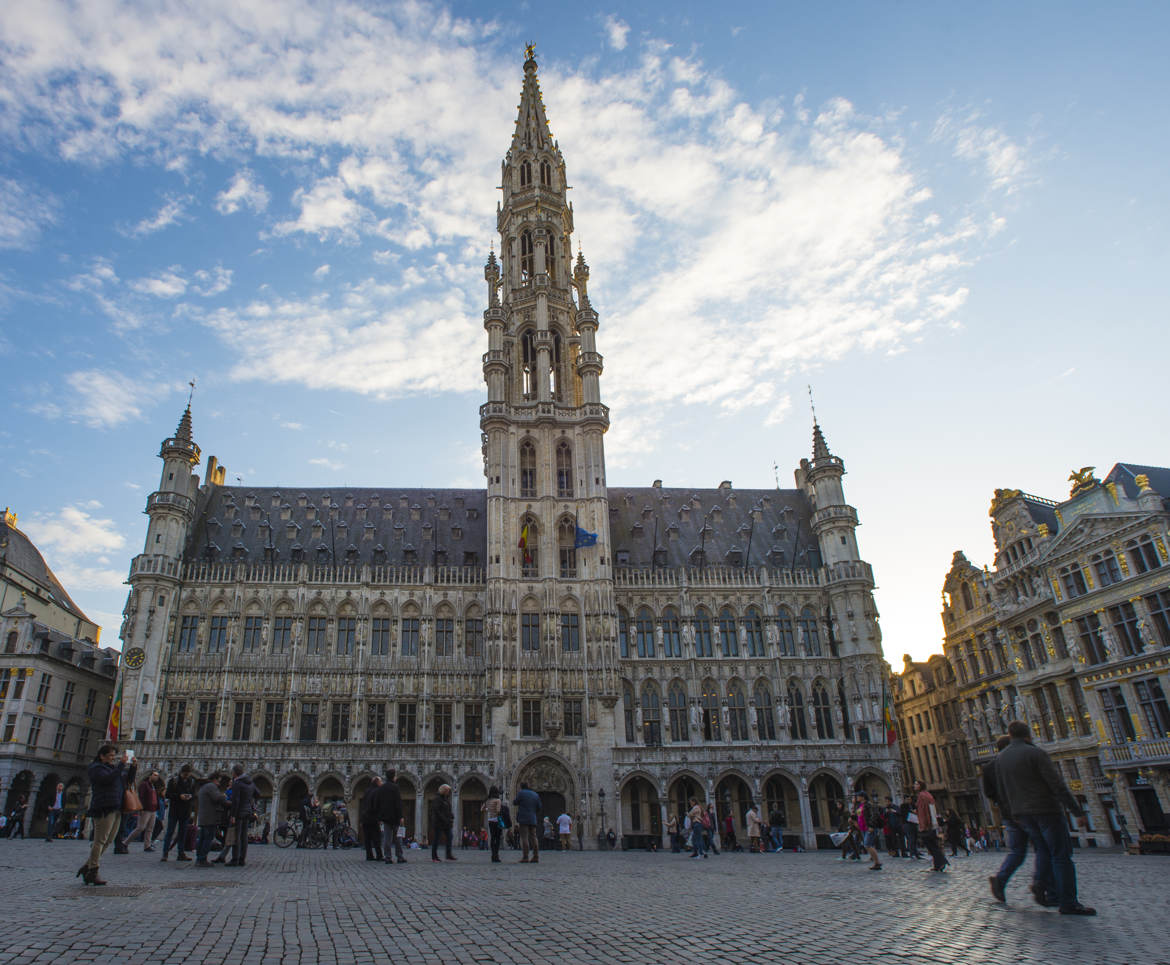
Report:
397,702,417,743
519,441,536,496
329,702,350,742
306,617,327,655
401,617,420,657
336,617,356,656
465,617,484,658
366,702,386,742
521,612,541,652
1134,678,1170,737
207,616,228,654
271,616,292,654
755,683,776,740
299,701,319,742
798,608,821,657
164,700,186,740
559,517,577,578
619,609,629,658
556,441,573,497
727,682,748,741
694,609,713,657
636,608,655,658
196,700,217,741
563,699,582,737
1100,686,1136,743
519,160,532,187
263,701,284,741
242,617,262,652
1108,601,1143,656
788,682,808,740
623,683,636,742
701,683,722,741
465,702,484,744
776,609,796,656
1075,613,1106,664
62,681,76,712
812,687,833,739
663,608,682,657
668,683,689,742
550,331,562,396
1128,536,1162,575
719,608,739,657
178,615,199,653
434,618,454,656
522,698,542,737
433,702,453,743
232,701,254,742
520,331,536,399
520,230,534,279
560,612,580,652
642,684,662,746
743,608,764,656
370,617,390,656
539,160,551,186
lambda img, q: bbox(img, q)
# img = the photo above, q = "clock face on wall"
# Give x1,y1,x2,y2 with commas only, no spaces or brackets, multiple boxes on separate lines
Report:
123,648,146,670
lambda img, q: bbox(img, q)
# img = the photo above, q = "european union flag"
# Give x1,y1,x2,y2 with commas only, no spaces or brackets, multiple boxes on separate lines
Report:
574,526,598,548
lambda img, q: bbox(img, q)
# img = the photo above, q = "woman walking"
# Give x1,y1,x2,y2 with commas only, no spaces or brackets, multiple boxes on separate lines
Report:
78,744,128,885
482,785,503,863
122,771,161,851
687,798,707,859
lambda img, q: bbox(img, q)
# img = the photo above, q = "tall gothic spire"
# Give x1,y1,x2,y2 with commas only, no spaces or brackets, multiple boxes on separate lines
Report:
812,422,832,460
511,45,556,153
175,404,193,444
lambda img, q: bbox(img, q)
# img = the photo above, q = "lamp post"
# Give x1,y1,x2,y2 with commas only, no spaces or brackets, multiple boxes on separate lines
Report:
598,787,607,849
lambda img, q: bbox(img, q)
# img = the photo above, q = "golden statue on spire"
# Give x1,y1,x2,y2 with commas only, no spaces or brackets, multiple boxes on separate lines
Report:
525,42,536,62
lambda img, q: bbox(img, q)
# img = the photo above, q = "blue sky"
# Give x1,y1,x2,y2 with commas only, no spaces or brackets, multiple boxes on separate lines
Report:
1,1,1166,660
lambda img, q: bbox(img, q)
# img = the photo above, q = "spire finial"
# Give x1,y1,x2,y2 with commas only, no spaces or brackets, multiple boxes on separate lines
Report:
773,461,780,489
525,42,536,64
187,379,196,406
808,384,818,426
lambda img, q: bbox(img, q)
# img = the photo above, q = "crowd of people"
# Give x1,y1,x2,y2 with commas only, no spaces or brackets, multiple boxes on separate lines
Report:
36,721,1098,917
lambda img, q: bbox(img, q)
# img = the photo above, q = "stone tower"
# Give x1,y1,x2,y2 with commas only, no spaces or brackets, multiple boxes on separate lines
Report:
481,50,619,793
118,405,201,739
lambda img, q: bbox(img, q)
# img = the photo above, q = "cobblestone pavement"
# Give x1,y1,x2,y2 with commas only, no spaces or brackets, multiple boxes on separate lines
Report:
0,839,1165,965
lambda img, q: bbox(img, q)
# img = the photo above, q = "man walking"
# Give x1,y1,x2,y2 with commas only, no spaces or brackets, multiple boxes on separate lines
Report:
429,784,456,862
768,805,785,853
513,782,541,864
913,779,948,872
376,769,403,865
556,810,572,851
995,720,1096,915
45,782,64,841
161,764,195,861
228,764,255,867
195,773,229,867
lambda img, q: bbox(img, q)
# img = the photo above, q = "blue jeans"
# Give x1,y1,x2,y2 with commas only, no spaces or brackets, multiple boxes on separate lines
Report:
770,828,784,851
690,825,705,856
45,811,60,840
994,819,1028,887
1015,813,1078,910
162,811,190,856
195,824,217,863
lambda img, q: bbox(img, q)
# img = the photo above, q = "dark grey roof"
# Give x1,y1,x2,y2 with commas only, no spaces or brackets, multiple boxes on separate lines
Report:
0,518,91,622
606,486,820,570
184,487,488,567
1018,494,1060,531
1106,462,1170,509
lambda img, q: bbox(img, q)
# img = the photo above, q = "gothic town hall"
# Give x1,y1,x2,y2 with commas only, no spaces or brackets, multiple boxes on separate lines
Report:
116,53,898,848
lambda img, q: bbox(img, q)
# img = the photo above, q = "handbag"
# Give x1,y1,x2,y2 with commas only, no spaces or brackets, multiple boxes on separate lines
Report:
498,804,512,829
123,787,143,813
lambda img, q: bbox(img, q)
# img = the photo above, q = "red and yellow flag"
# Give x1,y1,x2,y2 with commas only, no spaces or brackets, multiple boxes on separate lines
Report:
106,673,123,742
518,523,531,564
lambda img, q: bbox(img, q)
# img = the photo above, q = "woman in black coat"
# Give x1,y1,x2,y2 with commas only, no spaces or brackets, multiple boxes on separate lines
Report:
79,744,128,885
429,784,455,862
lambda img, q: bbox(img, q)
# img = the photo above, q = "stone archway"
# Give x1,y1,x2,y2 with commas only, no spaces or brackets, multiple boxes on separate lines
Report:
853,769,892,804
397,776,417,839
762,772,802,848
714,773,753,845
279,775,309,820
620,775,661,847
459,777,487,835
808,772,846,845
515,755,575,830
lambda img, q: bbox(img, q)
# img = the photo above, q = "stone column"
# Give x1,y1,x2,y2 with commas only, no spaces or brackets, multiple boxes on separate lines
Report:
415,795,425,845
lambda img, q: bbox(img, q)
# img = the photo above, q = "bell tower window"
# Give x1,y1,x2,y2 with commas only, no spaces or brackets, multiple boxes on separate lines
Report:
520,514,539,578
520,231,534,281
519,441,537,497
539,160,551,186
519,160,532,186
559,517,577,578
556,441,573,497
546,235,555,283
520,329,536,399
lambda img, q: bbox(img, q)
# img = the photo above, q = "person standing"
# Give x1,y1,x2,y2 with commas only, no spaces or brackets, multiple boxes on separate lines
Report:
853,791,882,871
45,783,65,841
481,785,503,862
78,744,128,885
746,803,763,853
376,769,403,865
195,773,229,867
666,814,679,853
360,776,383,861
556,810,572,851
913,779,948,872
768,806,785,853
429,784,455,862
945,809,969,857
228,764,255,867
161,764,195,862
901,794,922,859
113,758,139,854
687,798,707,858
513,782,541,864
995,720,1096,916
704,803,720,855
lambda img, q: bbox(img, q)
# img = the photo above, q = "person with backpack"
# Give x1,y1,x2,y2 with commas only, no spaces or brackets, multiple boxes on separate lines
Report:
853,790,882,871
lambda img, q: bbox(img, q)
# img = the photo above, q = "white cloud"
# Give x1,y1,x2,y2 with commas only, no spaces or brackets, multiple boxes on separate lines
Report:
215,170,271,214
309,457,344,471
933,110,1031,193
124,195,188,237
23,504,127,559
131,267,187,298
0,177,59,248
274,177,369,241
604,15,630,50
280,421,303,430
192,266,233,296
32,369,167,428
314,264,331,278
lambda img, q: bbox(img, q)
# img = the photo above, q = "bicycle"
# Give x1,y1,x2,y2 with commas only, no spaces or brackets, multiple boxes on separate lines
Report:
274,813,302,848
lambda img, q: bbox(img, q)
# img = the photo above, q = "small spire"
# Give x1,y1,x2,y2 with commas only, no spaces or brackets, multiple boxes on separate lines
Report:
512,43,555,152
175,403,193,443
812,423,832,460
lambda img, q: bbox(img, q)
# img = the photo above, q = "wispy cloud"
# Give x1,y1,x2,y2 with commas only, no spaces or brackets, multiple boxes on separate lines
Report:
309,457,345,471
22,504,128,594
32,369,171,428
123,195,188,237
604,15,630,50
131,267,187,298
933,109,1032,193
215,169,270,214
0,177,59,248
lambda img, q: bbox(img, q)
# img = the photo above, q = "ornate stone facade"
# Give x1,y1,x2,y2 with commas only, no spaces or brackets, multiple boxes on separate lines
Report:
115,53,898,848
933,465,1170,843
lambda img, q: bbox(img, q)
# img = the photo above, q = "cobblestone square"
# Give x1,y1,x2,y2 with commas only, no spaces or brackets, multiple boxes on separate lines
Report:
0,840,1165,965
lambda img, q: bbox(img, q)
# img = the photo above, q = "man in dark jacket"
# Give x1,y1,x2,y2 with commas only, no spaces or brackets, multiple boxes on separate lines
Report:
359,777,383,861
161,764,196,862
995,720,1095,915
768,807,785,852
228,765,255,867
429,784,455,862
195,773,229,867
377,768,404,864
81,744,127,884
513,782,541,864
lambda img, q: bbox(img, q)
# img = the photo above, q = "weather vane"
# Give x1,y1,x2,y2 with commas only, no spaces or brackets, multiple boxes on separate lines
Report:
808,384,817,425
187,379,196,406
525,42,536,61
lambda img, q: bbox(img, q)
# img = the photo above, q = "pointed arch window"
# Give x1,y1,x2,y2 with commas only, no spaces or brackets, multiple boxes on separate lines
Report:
719,608,739,657
618,608,630,658
622,682,636,743
635,607,655,657
539,160,551,186
694,608,713,657
662,607,682,657
519,160,532,187
558,517,577,578
545,235,556,283
812,682,834,740
787,681,808,740
668,683,689,742
520,329,536,399
550,331,562,397
743,607,764,656
520,230,534,280
519,440,536,497
641,683,662,746
755,682,776,740
798,608,822,657
727,682,748,741
837,680,853,740
556,440,573,497
776,608,796,656
701,681,722,741
519,514,539,578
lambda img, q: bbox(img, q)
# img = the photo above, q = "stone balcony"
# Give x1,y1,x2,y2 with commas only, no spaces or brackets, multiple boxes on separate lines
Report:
1101,737,1170,768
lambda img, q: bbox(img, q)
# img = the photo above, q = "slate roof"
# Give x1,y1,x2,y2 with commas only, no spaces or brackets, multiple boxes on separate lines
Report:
183,487,488,567
0,517,92,622
1106,462,1170,510
606,486,820,570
